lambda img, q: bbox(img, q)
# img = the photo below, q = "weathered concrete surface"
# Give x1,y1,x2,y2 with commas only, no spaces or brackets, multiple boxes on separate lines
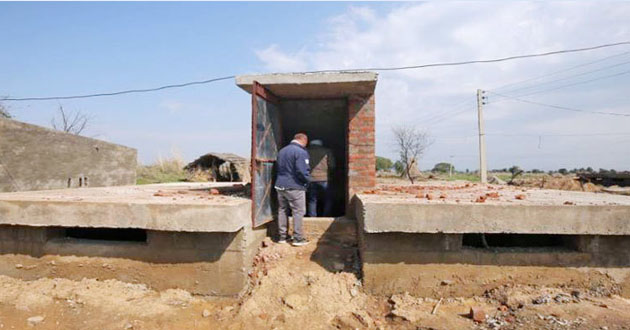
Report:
356,185,630,298
0,118,136,192
0,183,250,232
236,72,378,98
0,224,267,296
356,193,630,235
360,232,630,297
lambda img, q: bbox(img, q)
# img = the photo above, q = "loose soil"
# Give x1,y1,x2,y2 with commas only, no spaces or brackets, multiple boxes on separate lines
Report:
1,239,629,329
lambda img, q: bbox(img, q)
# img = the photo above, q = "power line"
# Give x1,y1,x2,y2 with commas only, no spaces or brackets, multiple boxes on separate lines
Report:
491,58,630,95
3,76,236,102
486,132,630,137
306,41,630,72
435,132,630,138
496,69,630,99
486,91,630,117
490,50,630,92
3,40,630,102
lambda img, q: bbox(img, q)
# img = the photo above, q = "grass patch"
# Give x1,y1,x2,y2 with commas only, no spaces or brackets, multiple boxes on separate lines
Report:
440,173,481,182
137,156,188,185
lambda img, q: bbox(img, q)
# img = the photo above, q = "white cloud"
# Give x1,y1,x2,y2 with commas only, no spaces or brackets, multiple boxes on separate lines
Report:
255,2,630,170
159,100,186,114
255,45,308,72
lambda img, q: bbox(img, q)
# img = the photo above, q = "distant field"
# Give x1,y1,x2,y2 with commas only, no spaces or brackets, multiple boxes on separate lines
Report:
136,158,188,185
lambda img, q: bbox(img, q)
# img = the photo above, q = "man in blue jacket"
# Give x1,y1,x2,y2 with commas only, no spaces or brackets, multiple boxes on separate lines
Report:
275,132,311,246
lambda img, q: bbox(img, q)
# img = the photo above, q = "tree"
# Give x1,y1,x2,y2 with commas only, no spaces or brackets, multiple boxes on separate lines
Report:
432,162,453,173
0,103,10,119
51,105,90,135
586,167,594,173
558,168,568,175
376,156,393,171
392,126,432,184
508,165,523,183
393,161,404,175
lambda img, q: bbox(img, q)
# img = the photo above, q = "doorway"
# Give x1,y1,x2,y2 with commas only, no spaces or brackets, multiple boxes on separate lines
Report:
279,99,348,217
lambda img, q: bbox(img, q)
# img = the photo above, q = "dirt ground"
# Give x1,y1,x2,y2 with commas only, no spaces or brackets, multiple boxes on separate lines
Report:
1,239,630,329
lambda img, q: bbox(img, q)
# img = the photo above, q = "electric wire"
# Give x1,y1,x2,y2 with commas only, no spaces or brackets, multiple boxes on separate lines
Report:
503,69,630,99
490,50,630,92
491,58,630,95
3,41,630,102
486,91,630,117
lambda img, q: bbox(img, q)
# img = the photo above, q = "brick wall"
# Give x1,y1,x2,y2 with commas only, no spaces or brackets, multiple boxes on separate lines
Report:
347,93,376,202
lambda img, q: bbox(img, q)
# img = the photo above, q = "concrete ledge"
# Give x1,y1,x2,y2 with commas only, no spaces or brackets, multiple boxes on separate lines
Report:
236,72,378,98
0,183,251,232
357,195,630,235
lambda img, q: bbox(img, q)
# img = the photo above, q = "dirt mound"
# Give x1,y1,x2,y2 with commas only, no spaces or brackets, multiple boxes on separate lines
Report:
1,239,630,329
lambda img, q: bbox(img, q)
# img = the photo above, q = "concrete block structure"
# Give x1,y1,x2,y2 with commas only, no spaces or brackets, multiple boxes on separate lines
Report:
355,186,630,298
0,118,136,192
0,183,265,296
236,72,377,225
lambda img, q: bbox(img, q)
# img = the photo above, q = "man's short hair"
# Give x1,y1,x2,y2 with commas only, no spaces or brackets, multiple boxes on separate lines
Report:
294,133,308,141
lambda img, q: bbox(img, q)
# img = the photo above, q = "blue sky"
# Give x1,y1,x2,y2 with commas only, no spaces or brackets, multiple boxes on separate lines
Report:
2,2,630,171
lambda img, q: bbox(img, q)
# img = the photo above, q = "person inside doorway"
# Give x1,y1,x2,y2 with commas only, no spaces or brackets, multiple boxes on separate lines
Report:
306,139,335,217
275,133,310,246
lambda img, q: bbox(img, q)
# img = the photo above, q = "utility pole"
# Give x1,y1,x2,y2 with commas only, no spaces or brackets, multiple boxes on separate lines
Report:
449,155,454,177
477,89,487,183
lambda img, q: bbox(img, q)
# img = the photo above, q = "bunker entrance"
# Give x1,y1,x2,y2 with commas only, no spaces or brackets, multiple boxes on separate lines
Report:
279,99,348,217
237,72,378,227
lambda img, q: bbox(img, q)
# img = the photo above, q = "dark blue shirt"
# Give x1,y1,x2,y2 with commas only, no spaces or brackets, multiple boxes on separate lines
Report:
275,142,311,190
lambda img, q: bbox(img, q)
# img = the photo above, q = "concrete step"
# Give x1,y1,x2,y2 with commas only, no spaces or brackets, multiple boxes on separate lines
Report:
268,217,358,246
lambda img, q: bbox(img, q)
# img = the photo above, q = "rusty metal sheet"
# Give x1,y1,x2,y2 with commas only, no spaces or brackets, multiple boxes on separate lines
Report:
251,81,282,227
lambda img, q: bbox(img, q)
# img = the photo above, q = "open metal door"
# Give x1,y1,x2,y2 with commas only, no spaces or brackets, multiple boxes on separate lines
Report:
251,81,282,227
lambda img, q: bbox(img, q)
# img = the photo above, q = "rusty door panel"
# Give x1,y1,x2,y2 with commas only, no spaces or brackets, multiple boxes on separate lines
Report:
251,81,282,227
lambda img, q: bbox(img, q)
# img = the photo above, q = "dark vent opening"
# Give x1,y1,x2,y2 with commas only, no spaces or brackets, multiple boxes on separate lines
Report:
463,234,572,249
65,228,147,242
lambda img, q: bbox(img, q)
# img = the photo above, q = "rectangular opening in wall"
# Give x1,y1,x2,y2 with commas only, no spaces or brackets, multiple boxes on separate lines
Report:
279,99,348,217
462,233,577,250
65,228,147,242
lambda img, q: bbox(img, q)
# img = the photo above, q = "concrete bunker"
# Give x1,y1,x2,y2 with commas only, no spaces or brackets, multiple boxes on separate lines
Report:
0,183,266,296
355,186,630,297
236,72,378,225
0,117,137,192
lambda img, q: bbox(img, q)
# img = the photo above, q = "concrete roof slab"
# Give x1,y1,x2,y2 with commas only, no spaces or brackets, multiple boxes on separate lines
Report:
235,72,377,98
356,185,630,235
0,183,251,232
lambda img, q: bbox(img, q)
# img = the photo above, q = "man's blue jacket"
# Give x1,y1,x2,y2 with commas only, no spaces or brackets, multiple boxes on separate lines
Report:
275,141,311,190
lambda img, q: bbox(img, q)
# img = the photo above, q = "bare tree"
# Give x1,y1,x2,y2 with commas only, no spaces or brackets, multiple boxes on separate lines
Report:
51,106,90,135
392,126,433,184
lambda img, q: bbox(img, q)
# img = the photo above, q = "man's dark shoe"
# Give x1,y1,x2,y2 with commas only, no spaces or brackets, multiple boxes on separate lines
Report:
291,238,309,247
278,235,293,244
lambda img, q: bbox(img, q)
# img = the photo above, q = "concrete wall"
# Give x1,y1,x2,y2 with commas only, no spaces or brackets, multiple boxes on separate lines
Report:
355,198,630,297
0,118,136,192
359,231,630,298
0,224,266,296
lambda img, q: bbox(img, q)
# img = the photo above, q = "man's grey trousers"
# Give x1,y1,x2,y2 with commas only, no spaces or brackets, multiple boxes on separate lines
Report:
276,188,306,240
